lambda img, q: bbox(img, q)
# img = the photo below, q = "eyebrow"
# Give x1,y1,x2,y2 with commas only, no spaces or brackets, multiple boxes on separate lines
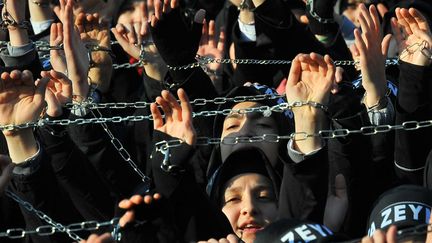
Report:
225,113,244,120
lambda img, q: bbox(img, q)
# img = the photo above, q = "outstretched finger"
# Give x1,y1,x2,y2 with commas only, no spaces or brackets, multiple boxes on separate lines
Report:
217,29,225,52
410,8,431,32
156,95,173,123
369,4,381,33
119,210,135,227
287,55,302,88
154,0,162,20
178,88,193,124
310,52,327,75
382,33,393,57
34,77,50,105
162,90,182,121
397,8,413,36
324,55,336,83
208,20,216,48
150,103,163,129
354,28,367,57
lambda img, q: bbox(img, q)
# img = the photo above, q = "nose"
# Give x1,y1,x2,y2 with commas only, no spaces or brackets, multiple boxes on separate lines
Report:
240,194,258,216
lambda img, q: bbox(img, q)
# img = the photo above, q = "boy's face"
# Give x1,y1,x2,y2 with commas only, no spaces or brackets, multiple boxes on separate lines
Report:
220,102,279,164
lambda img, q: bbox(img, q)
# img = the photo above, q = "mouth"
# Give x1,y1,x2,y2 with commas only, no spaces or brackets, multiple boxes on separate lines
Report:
239,224,264,234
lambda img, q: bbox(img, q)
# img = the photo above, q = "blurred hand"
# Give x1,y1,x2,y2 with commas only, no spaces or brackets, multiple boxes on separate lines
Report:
118,193,163,227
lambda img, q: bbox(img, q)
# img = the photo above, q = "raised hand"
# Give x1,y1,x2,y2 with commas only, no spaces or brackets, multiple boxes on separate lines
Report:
286,53,334,153
56,0,90,102
286,53,335,107
149,0,206,67
41,70,73,117
118,193,163,227
198,20,225,80
393,7,432,66
75,12,113,93
0,70,48,128
352,4,392,108
150,89,196,146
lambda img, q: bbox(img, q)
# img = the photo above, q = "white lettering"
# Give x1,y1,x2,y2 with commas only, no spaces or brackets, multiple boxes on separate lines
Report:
280,231,294,243
381,208,392,228
307,224,327,237
295,225,316,242
394,204,406,222
408,204,423,220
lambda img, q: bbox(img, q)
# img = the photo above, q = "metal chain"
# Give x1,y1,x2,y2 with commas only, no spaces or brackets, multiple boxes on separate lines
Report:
0,39,400,69
90,109,152,189
64,93,284,110
154,119,432,150
5,190,83,241
166,55,400,71
0,102,322,131
0,217,119,239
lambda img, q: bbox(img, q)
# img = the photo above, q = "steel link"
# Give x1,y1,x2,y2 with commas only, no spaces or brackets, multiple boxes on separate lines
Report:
5,190,83,241
154,119,432,150
0,218,119,239
90,109,152,188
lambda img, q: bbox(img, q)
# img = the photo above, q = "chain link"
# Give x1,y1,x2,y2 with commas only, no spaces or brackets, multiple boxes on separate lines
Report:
154,120,432,150
64,93,284,110
0,101,325,131
0,217,118,240
5,190,84,241
0,40,400,70
90,109,152,189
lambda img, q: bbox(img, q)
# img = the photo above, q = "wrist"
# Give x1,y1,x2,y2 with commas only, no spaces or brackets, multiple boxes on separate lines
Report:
4,128,38,164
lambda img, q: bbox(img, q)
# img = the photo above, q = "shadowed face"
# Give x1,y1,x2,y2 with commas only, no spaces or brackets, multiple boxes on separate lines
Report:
220,102,279,165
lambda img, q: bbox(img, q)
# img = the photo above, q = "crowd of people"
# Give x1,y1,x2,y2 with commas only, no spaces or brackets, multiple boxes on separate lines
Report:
0,0,431,242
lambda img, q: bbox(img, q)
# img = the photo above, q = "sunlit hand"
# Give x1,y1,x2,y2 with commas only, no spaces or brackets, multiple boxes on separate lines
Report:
75,12,112,93
0,70,48,130
351,4,392,108
118,193,163,227
198,20,225,78
41,70,72,117
150,89,196,146
392,7,432,66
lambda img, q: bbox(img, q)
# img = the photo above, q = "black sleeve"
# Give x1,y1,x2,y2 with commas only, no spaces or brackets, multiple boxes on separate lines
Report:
394,62,432,184
67,112,144,199
37,113,115,221
9,148,82,243
278,145,328,224
150,131,232,241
